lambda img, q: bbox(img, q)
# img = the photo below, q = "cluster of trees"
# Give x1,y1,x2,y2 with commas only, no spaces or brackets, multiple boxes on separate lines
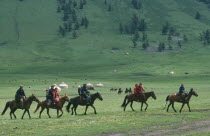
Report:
57,0,89,38
131,0,142,9
200,29,210,45
104,0,112,11
119,14,147,34
162,22,178,36
197,0,210,8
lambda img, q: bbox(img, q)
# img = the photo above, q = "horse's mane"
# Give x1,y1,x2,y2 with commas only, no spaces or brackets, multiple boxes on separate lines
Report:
60,94,68,99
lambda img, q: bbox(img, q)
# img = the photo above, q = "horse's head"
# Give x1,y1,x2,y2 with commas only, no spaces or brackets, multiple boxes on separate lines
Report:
31,94,40,103
96,92,103,101
62,94,70,102
151,91,157,100
190,88,198,97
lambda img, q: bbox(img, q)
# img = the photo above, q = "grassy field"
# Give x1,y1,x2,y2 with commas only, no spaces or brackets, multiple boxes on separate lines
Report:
1,0,210,135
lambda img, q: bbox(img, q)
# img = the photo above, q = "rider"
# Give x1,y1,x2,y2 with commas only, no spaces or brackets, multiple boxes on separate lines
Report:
139,82,146,100
80,84,91,104
134,84,141,101
177,83,186,101
53,87,60,104
15,85,26,109
47,85,55,105
78,85,81,95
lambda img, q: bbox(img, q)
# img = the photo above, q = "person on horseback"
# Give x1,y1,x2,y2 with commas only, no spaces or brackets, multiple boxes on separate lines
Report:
53,88,60,104
134,84,141,101
139,82,146,101
177,83,187,101
78,85,81,95
15,85,26,109
47,85,55,105
80,84,91,104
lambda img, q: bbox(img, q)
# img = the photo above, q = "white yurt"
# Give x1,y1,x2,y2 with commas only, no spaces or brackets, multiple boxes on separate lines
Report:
59,82,69,89
96,83,104,87
169,71,175,75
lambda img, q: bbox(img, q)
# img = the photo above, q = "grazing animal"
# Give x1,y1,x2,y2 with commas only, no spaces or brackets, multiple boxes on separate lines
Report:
66,92,103,115
125,88,132,94
118,88,123,94
110,88,114,91
34,94,70,118
1,94,40,119
121,91,157,111
164,88,198,113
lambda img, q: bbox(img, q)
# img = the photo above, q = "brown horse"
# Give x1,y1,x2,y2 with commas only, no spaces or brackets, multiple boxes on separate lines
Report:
1,94,40,119
121,91,157,111
66,92,103,115
34,94,69,118
164,88,198,113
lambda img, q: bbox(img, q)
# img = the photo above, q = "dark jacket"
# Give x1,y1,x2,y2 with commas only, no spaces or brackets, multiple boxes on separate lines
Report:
80,86,89,94
179,86,185,94
15,88,26,100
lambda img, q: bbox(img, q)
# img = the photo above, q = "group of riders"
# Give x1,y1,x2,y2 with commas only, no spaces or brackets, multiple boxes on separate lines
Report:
14,82,188,108
15,84,92,108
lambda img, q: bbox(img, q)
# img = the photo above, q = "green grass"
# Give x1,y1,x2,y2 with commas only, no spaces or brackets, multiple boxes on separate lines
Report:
1,0,210,135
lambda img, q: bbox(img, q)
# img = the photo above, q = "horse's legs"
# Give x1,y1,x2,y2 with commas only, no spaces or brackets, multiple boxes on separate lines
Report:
71,106,74,115
187,102,191,112
57,109,59,118
10,109,13,119
124,101,130,111
58,109,63,118
74,105,78,115
130,101,135,111
21,109,27,119
12,108,17,119
39,107,45,118
179,103,185,113
171,102,177,112
46,108,51,118
84,105,89,115
141,102,143,111
90,105,97,114
167,102,172,112
26,109,31,119
144,102,148,111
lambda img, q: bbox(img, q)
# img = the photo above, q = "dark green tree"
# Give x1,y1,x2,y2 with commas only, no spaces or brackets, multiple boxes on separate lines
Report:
158,42,165,52
195,11,201,20
142,40,149,50
72,30,77,39
119,23,123,34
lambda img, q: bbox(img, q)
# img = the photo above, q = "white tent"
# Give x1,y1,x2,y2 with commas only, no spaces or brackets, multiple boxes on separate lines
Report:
96,83,104,87
86,83,94,90
59,82,69,89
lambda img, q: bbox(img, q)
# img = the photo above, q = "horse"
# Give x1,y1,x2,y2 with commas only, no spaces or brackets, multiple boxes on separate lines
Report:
118,88,123,94
125,88,132,94
34,94,70,118
1,94,40,119
164,88,198,113
121,91,157,111
66,92,103,115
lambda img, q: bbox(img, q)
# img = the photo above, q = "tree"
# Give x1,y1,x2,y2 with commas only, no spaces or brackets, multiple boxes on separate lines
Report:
133,31,140,41
195,11,201,20
119,23,123,34
177,41,182,48
72,30,77,39
57,6,61,13
74,20,80,30
167,35,172,45
142,32,147,41
68,21,72,32
104,0,107,5
132,39,137,48
79,0,84,9
108,4,112,11
59,26,66,37
142,40,149,50
162,22,170,35
183,34,188,42
84,17,89,28
158,42,165,52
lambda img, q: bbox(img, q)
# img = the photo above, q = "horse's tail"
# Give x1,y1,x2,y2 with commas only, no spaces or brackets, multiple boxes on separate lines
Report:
163,95,169,110
66,101,72,113
1,101,10,115
121,95,128,107
34,102,41,113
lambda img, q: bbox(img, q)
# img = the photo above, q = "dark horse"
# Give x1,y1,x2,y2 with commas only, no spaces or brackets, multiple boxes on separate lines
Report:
66,92,103,115
1,94,40,119
121,91,157,111
164,88,198,113
34,94,70,118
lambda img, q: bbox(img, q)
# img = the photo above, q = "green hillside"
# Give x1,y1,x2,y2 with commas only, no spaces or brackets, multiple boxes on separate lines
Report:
1,0,210,81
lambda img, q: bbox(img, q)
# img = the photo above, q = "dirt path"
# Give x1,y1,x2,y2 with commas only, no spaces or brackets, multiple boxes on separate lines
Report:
97,120,210,136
